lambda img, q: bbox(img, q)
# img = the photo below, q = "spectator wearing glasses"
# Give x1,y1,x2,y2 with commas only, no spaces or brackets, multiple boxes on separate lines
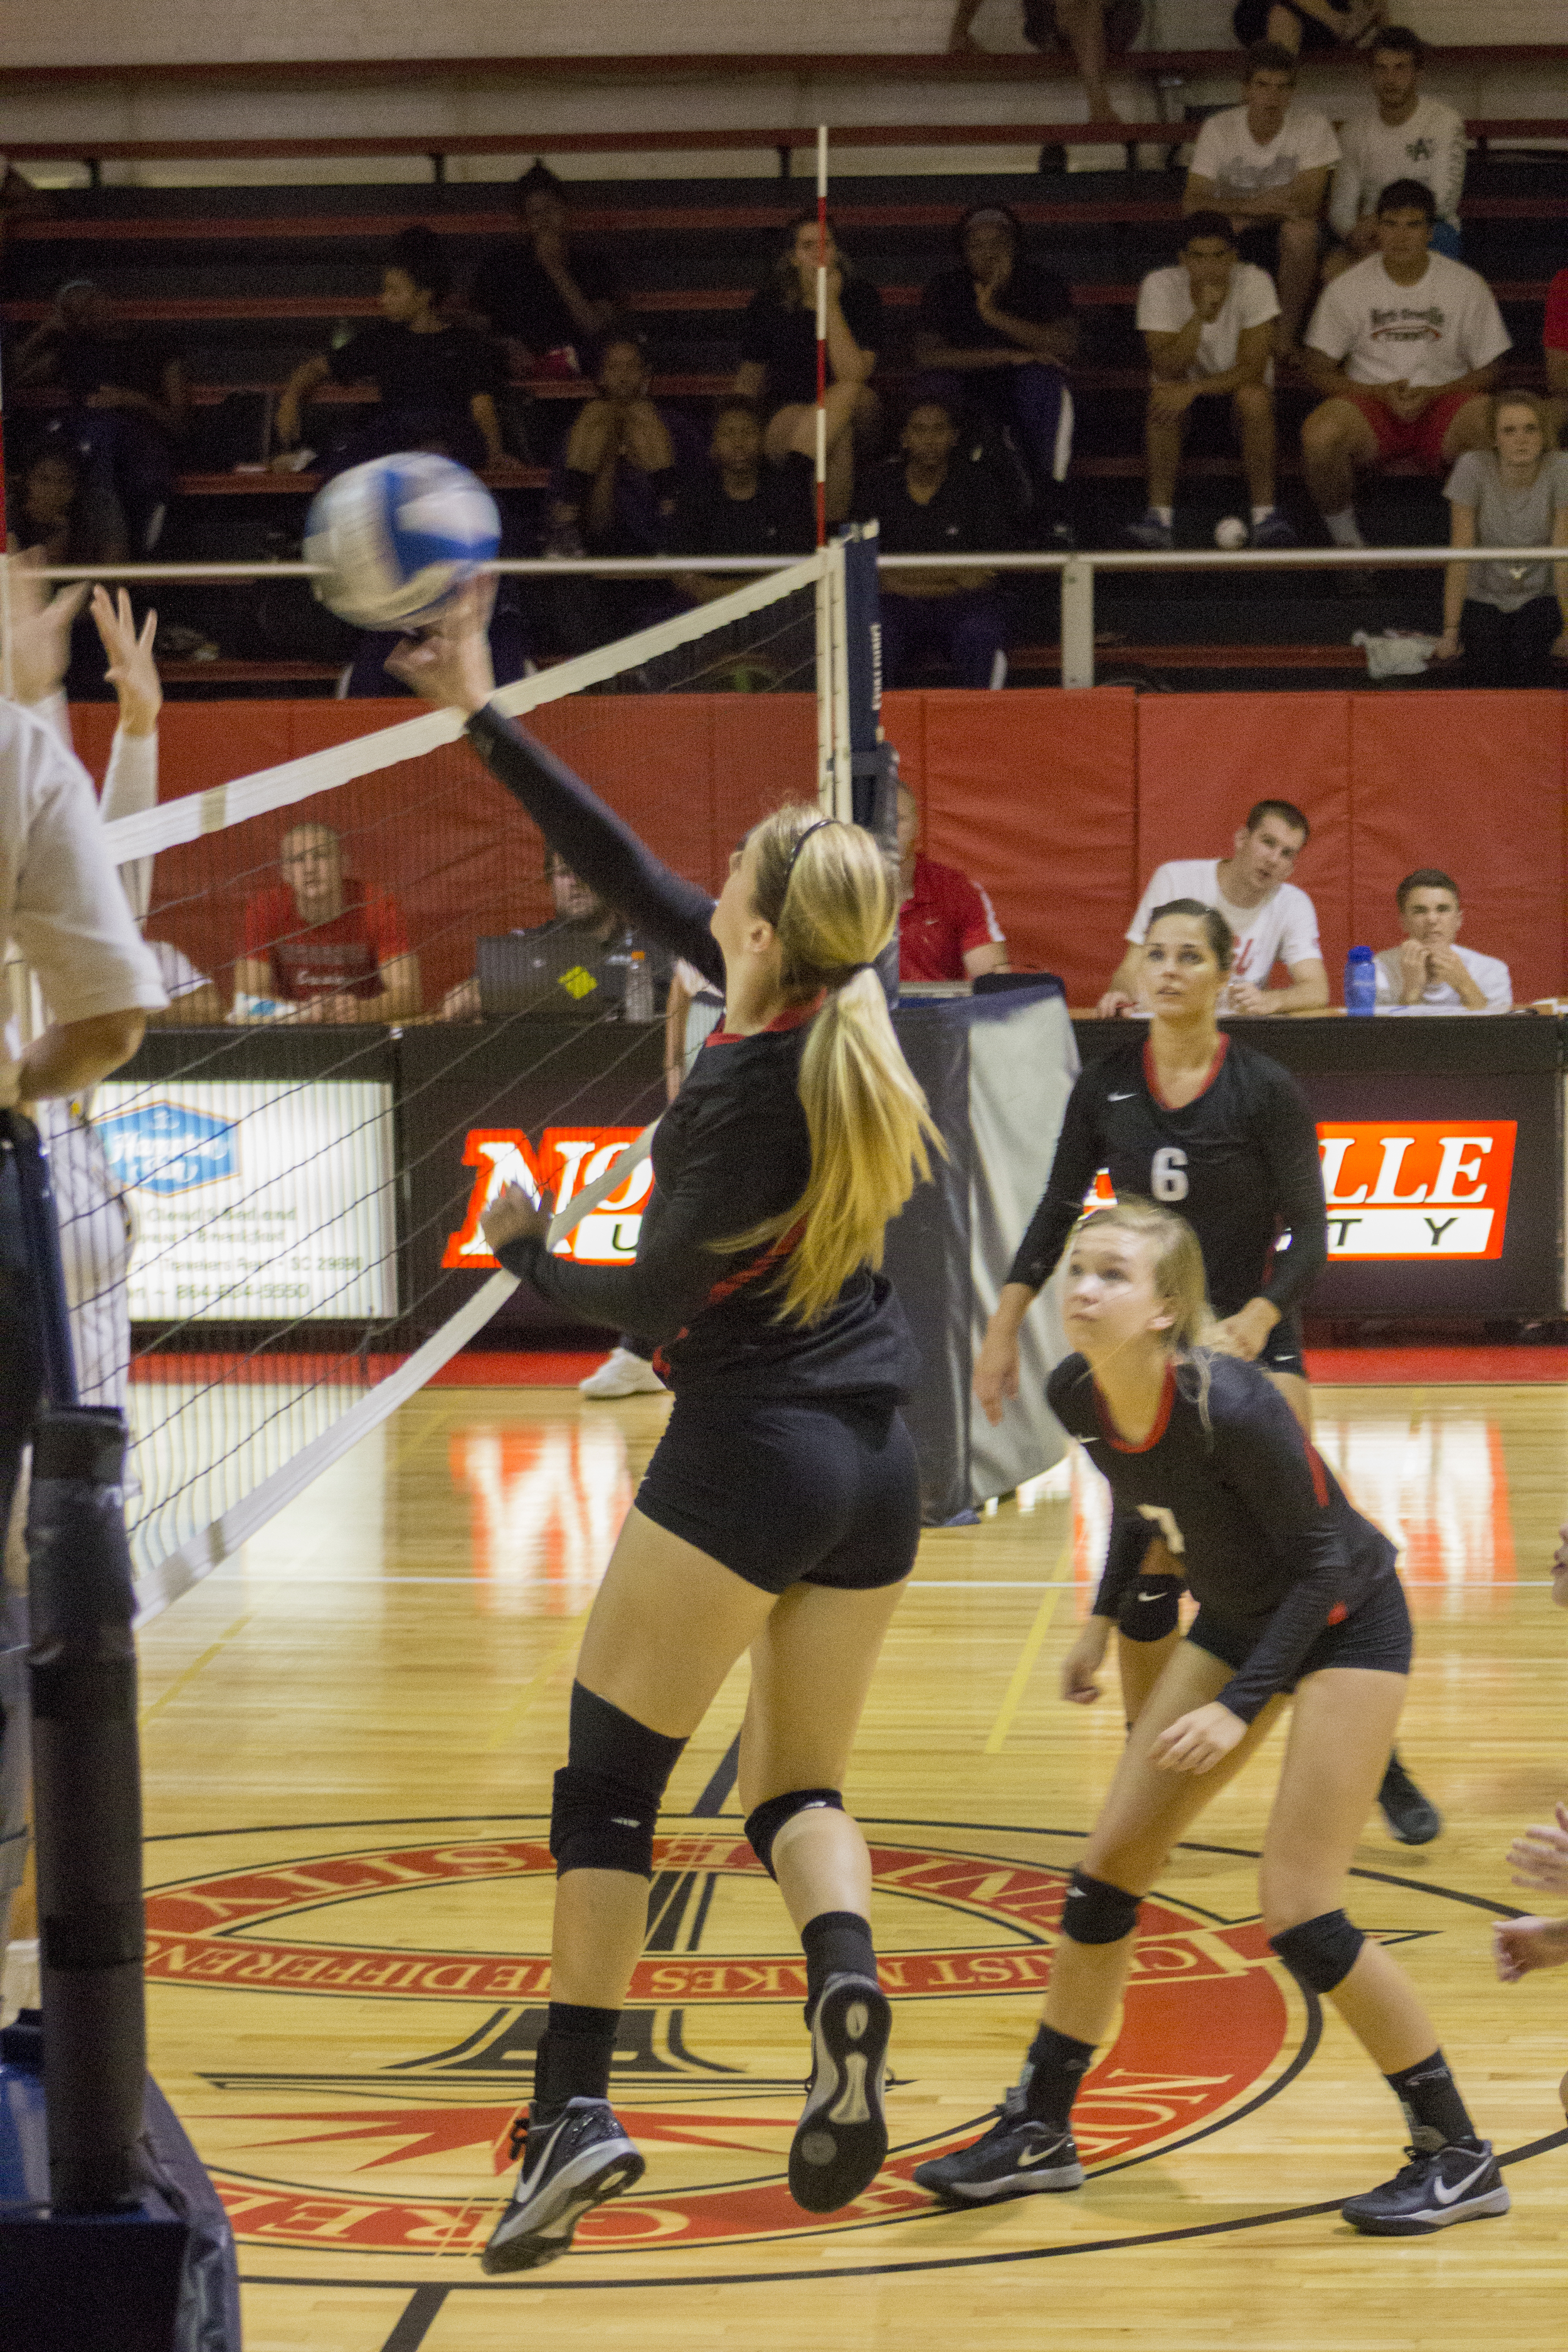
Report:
1374,872,1511,1014
1128,211,1295,551
1433,393,1568,688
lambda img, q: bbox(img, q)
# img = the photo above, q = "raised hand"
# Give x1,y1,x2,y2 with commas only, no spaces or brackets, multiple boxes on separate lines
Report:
90,585,161,736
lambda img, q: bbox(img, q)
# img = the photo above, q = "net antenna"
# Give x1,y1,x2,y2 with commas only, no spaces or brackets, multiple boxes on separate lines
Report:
59,547,847,1623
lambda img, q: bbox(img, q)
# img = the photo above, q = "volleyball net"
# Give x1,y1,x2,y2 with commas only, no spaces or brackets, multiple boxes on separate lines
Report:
46,545,859,1618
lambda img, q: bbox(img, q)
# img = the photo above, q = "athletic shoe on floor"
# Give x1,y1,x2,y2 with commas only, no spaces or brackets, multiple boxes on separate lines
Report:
1125,511,1174,552
579,1346,667,1399
912,2089,1086,2205
480,2099,645,2274
789,1972,891,2213
1378,1753,1442,1845
1342,2139,1509,2236
1250,509,1298,548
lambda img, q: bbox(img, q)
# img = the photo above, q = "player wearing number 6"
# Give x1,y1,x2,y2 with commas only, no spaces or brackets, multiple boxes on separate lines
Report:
918,1197,1508,2235
975,898,1439,1843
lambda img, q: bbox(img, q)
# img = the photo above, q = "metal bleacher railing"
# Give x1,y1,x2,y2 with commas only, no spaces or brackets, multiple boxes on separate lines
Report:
4,546,1561,697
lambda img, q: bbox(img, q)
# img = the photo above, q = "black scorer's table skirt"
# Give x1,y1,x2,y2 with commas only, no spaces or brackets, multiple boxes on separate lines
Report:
1073,1013,1565,1321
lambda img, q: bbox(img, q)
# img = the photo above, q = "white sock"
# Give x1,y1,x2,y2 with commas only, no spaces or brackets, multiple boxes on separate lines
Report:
1152,505,1173,527
1324,508,1365,548
1251,505,1274,526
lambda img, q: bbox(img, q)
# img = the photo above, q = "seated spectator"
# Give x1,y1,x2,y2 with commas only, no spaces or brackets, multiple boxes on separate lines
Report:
1326,27,1466,272
1301,181,1507,554
862,398,1013,691
912,204,1078,547
536,331,687,654
1099,799,1328,1015
1184,43,1338,354
1375,871,1512,1013
236,823,420,1024
468,160,622,383
12,279,188,553
896,779,1009,982
734,214,881,525
1232,0,1385,57
1129,213,1295,551
273,226,507,477
439,850,670,1022
667,397,816,605
950,1,1123,131
1434,394,1568,688
9,432,127,568
1543,265,1567,453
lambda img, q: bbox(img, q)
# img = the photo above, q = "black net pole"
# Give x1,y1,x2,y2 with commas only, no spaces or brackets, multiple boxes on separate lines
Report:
12,1117,146,2214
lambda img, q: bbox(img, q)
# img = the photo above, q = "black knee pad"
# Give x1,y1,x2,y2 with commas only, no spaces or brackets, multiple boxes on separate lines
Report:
744,1788,844,1880
1118,1576,1182,1643
1061,1867,1142,1946
1269,1909,1364,1994
550,1684,687,1880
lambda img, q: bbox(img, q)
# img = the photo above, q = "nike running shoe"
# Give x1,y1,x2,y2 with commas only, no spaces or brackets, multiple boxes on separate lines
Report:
1378,1752,1442,1845
1342,2139,1509,2236
480,2098,645,2274
912,2089,1086,2205
789,1972,892,2213
1124,510,1174,552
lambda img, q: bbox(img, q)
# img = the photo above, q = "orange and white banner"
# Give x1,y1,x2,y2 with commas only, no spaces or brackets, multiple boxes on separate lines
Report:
1316,1121,1515,1259
443,1126,652,1270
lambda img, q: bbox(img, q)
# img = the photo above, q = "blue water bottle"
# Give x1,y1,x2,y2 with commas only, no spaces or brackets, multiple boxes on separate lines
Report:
1344,944,1377,1016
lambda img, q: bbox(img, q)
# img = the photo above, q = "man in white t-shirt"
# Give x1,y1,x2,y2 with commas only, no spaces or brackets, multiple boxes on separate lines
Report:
1327,26,1466,268
1301,179,1506,551
1098,798,1328,1017
1374,869,1512,1014
1129,211,1295,552
1184,43,1338,354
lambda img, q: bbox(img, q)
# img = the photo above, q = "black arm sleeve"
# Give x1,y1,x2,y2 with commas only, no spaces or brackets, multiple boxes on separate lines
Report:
1207,1389,1365,1723
1006,1071,1108,1293
496,1086,787,1334
1254,1067,1328,1316
465,703,726,990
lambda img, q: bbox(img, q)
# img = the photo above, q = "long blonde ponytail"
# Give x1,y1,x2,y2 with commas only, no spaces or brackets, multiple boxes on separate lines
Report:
719,804,943,1324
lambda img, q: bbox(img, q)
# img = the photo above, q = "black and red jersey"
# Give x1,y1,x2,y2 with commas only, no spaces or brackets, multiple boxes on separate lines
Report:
466,703,919,1401
1050,1352,1396,1722
1009,1033,1328,1321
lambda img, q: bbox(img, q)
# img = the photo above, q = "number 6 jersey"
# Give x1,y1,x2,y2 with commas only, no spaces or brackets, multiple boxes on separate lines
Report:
1009,1035,1327,1320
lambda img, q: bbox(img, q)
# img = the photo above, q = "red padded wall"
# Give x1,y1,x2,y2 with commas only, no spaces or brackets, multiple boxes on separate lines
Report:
1347,692,1567,1009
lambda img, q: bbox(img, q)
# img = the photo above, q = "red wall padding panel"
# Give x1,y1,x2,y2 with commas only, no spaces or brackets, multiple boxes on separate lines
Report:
1347,692,1567,1009
1135,694,1354,991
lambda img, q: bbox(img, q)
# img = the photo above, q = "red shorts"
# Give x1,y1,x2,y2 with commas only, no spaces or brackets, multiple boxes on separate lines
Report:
1344,384,1474,471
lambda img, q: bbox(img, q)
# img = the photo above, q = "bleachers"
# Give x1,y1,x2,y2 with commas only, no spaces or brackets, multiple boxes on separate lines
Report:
4,79,1565,696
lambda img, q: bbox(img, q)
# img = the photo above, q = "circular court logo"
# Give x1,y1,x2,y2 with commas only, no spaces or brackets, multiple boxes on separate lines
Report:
146,1818,1293,2263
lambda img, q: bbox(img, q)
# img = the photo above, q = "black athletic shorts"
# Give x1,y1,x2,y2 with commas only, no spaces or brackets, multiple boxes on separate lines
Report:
1259,1308,1306,1380
1190,1571,1413,1688
1234,221,1326,275
635,1392,921,1596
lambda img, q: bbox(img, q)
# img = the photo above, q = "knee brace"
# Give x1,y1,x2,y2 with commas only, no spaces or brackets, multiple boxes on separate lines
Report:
549,1683,687,1880
1061,1867,1142,1946
1269,1909,1364,1994
744,1788,843,1880
1118,1576,1182,1644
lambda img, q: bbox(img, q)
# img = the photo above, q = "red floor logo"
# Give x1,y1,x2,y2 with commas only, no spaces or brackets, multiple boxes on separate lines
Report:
148,1824,1291,2259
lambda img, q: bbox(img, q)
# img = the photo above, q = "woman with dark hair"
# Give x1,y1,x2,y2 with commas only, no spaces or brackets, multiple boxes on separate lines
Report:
913,205,1078,544
273,225,507,476
975,898,1439,1845
734,213,882,523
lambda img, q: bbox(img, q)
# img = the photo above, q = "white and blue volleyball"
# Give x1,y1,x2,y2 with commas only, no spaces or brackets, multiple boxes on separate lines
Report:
304,452,501,630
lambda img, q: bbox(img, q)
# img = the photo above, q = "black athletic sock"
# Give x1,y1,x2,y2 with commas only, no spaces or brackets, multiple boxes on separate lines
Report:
800,1910,877,2021
1383,2050,1481,2153
533,2002,621,2116
1020,2024,1096,2132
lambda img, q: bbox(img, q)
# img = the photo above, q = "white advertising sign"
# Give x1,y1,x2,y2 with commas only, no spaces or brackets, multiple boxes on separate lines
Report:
94,1080,397,1320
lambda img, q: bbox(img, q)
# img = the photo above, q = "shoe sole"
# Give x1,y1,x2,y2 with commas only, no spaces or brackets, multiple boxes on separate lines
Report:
789,1976,891,2214
912,2155,1086,2204
480,2144,646,2274
1343,2185,1510,2237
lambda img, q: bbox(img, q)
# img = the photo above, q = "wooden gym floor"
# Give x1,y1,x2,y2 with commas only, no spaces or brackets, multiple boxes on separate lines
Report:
130,1375,1568,2352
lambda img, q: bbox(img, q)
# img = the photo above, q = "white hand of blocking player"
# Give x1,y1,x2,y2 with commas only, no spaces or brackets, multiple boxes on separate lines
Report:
6,548,90,707
481,1182,553,1253
91,586,161,736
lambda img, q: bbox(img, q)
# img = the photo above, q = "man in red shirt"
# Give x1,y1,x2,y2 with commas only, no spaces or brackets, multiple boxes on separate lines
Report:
1545,265,1567,452
896,781,1009,983
236,820,421,1022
